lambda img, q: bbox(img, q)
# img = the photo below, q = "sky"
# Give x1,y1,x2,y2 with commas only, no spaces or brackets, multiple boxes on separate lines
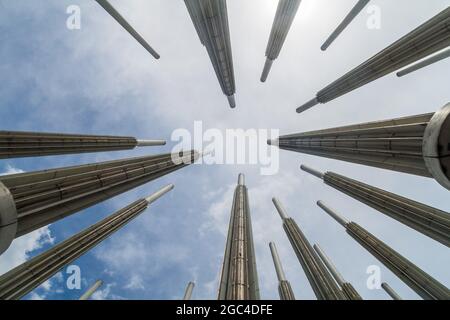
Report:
0,0,449,300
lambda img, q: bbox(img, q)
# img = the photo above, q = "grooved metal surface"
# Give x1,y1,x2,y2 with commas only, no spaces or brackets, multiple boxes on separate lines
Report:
278,112,434,177
341,283,363,300
299,7,450,110
283,218,347,300
0,199,149,300
0,151,198,237
0,131,137,159
347,222,450,300
265,0,301,60
185,0,236,106
278,280,296,300
218,178,259,300
324,171,450,247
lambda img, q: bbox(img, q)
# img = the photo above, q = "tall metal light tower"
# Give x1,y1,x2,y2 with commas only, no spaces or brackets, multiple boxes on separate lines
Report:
218,174,260,300
0,130,165,159
270,103,450,191
184,0,236,108
317,201,450,300
298,8,450,113
301,165,450,247
95,0,160,59
0,150,199,255
260,0,301,82
0,185,174,300
269,242,295,300
272,198,347,300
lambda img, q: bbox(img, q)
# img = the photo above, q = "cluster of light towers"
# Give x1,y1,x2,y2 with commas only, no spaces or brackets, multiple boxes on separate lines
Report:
0,0,448,300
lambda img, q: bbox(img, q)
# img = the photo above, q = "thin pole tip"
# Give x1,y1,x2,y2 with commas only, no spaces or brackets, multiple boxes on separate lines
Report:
272,197,289,220
296,97,319,113
238,173,245,186
145,184,174,203
300,164,324,179
227,95,236,108
137,139,167,147
317,201,349,227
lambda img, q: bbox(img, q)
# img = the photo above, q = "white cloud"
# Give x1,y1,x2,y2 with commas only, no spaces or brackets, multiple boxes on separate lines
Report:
0,227,55,275
124,274,145,290
0,164,24,176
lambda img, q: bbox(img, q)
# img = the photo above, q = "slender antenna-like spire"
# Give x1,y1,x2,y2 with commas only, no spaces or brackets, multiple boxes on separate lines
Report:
381,282,402,300
272,198,347,300
0,151,198,255
0,130,165,159
218,174,260,300
79,280,104,300
302,165,450,247
0,185,173,300
269,242,295,300
260,0,301,82
95,0,160,59
321,0,370,51
313,244,362,300
397,47,450,77
275,103,450,190
317,201,450,300
298,8,450,113
184,0,236,108
183,282,195,300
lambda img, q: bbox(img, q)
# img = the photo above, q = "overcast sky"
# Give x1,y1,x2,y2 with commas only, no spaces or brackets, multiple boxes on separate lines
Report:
0,0,449,300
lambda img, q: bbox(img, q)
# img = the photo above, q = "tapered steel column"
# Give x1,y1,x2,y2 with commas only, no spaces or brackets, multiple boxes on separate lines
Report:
321,0,370,51
272,198,347,300
298,8,450,113
79,280,103,300
317,201,450,300
397,48,450,77
381,282,402,300
271,103,450,190
0,151,198,255
183,282,195,300
218,174,259,300
313,244,362,300
184,0,236,108
260,0,301,82
269,242,296,300
0,130,165,159
0,185,174,300
95,0,160,59
301,165,450,247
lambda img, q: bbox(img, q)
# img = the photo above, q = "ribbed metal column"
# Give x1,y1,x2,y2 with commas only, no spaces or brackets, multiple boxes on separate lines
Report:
317,201,450,300
272,198,347,300
0,185,174,300
95,0,160,59
381,282,402,300
313,244,363,300
260,0,301,82
298,8,450,113
79,280,103,300
302,165,450,247
321,0,370,51
184,0,236,108
269,242,296,300
183,282,195,300
0,130,165,159
272,103,450,190
218,174,259,300
0,151,198,255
